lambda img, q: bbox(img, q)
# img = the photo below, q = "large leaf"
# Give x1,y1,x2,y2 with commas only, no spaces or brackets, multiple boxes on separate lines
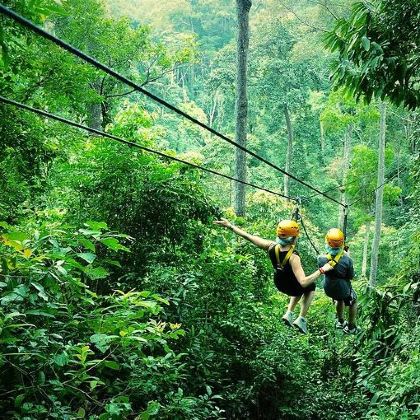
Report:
100,238,130,252
77,252,97,264
85,266,109,280
85,221,108,231
90,333,118,353
53,352,69,367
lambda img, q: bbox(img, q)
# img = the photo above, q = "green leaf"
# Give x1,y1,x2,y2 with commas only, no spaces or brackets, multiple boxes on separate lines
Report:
77,252,96,264
85,221,108,231
103,360,120,370
3,232,29,241
79,238,95,252
31,282,48,301
53,351,69,367
25,310,56,318
14,394,25,408
90,333,115,353
140,401,160,419
85,266,109,280
1,285,29,304
151,294,169,305
76,407,86,418
361,36,370,51
101,238,130,252
78,229,101,238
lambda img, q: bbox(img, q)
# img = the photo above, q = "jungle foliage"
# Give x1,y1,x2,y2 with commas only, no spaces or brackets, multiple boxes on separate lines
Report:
0,0,419,419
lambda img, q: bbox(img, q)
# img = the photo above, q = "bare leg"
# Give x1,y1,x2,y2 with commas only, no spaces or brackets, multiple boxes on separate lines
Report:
287,295,301,313
299,291,315,317
348,301,357,327
336,300,345,322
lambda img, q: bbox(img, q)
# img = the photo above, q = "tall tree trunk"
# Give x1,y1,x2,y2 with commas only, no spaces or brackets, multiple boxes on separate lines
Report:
283,102,293,198
338,124,352,229
361,220,371,278
369,101,387,288
233,0,252,216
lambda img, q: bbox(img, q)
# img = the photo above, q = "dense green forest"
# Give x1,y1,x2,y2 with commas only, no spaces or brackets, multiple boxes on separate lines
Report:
0,0,419,419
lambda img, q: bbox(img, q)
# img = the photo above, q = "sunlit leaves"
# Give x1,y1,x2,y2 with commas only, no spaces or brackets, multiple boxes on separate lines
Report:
325,1,419,109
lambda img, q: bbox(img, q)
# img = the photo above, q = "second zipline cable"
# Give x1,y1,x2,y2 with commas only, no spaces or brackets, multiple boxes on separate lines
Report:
0,95,294,200
0,4,344,207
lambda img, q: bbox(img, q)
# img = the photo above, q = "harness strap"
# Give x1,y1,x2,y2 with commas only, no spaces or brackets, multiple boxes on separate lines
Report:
326,250,344,268
275,244,295,270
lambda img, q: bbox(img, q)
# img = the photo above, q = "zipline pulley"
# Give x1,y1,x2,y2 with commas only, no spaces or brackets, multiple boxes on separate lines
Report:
292,197,302,221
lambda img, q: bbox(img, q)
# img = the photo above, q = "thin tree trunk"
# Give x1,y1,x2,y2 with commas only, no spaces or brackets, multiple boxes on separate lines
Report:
283,102,293,198
361,220,371,278
233,0,252,216
369,101,387,288
209,92,218,127
338,124,352,229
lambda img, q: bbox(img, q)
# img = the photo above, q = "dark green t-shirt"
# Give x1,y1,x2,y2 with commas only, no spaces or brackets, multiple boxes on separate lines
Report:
318,254,354,300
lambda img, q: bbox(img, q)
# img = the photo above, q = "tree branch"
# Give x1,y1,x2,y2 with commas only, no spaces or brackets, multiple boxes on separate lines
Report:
277,1,328,32
305,0,343,20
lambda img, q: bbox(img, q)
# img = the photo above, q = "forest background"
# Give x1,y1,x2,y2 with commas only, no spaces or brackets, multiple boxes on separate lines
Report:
0,0,419,419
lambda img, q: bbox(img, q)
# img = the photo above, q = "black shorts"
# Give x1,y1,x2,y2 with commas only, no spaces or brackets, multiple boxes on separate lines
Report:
334,289,357,307
274,275,316,297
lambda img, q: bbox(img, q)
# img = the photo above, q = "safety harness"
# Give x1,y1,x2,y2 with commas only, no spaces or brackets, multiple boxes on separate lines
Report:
326,250,344,268
274,244,295,272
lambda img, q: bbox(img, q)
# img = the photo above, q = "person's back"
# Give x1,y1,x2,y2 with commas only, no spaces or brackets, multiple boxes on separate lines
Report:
318,253,354,301
268,245,309,297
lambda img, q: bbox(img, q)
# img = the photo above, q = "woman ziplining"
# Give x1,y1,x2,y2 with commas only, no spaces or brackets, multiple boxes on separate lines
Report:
214,218,334,334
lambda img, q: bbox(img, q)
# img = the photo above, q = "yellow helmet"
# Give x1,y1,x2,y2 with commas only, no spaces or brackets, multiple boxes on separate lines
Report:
325,228,344,247
276,220,300,238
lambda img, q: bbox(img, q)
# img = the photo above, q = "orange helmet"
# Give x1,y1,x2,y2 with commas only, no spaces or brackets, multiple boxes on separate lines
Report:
276,220,299,238
325,228,344,247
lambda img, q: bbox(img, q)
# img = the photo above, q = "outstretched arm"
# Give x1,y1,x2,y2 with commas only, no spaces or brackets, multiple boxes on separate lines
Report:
214,218,272,250
290,254,333,287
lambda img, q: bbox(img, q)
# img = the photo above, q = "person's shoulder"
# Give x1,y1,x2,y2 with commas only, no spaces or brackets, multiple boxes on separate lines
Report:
341,254,353,263
339,254,354,269
290,252,300,263
267,241,277,252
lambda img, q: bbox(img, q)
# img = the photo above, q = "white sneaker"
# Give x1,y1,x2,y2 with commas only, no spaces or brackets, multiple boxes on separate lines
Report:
293,316,307,334
343,324,359,334
282,311,294,327
335,320,347,329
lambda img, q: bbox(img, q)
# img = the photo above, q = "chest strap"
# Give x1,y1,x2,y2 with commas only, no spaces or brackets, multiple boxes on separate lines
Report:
326,250,344,268
274,244,295,270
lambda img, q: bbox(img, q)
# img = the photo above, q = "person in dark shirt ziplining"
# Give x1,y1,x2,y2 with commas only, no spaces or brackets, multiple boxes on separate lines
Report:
318,228,358,334
214,218,333,334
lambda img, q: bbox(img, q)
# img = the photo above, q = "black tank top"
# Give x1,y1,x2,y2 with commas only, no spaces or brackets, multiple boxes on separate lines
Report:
267,243,299,282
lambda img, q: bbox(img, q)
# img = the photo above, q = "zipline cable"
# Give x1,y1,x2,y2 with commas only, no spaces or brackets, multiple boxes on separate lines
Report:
291,200,320,255
0,95,294,201
299,215,320,255
308,178,361,199
0,4,345,207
